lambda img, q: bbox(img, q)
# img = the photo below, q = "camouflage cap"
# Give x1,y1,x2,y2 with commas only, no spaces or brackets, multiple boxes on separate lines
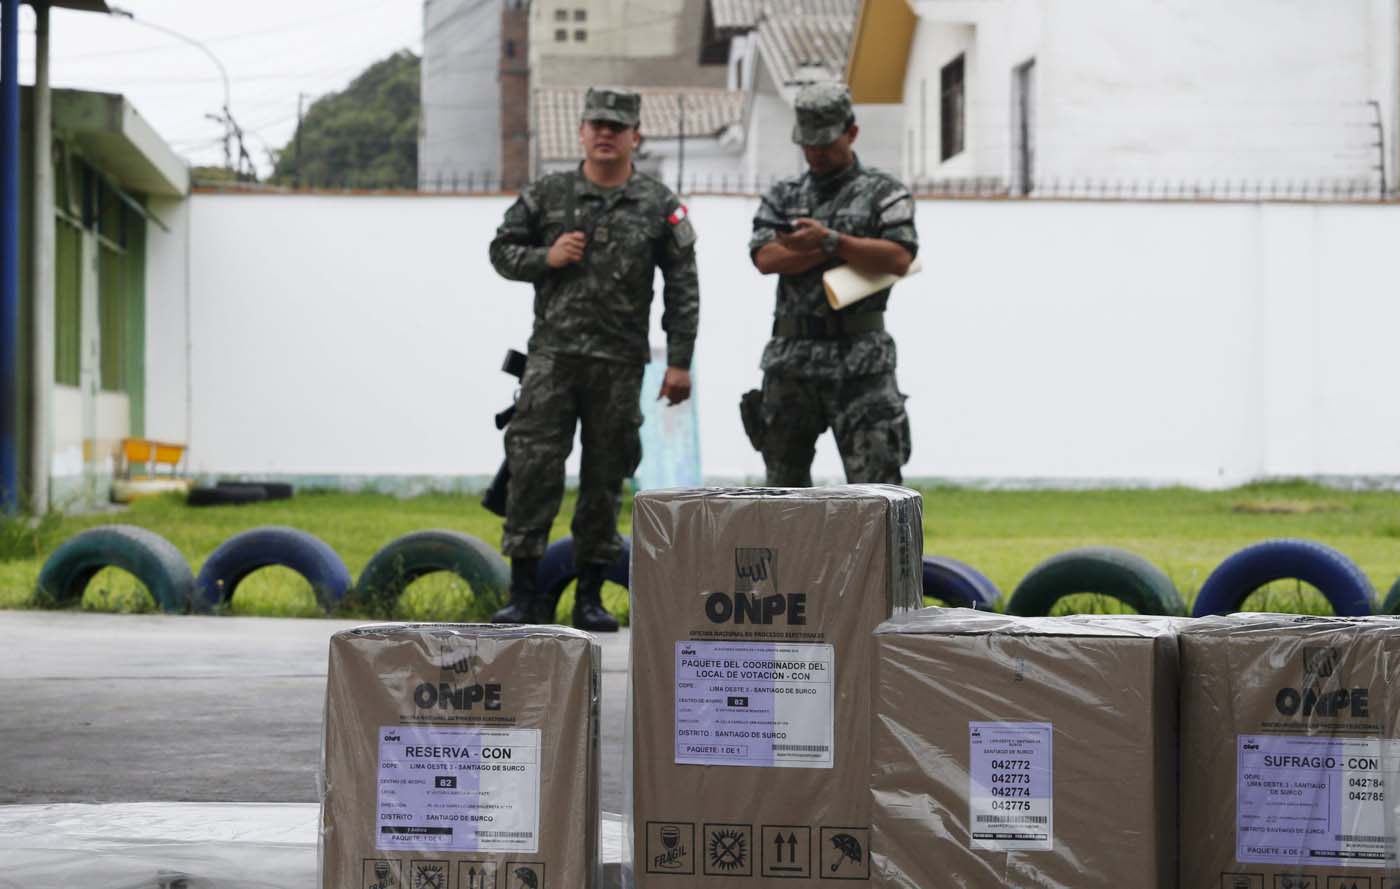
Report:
792,81,854,146
581,86,641,128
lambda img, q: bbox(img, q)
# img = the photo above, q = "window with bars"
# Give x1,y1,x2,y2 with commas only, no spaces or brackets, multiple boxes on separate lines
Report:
555,28,567,41
574,28,587,41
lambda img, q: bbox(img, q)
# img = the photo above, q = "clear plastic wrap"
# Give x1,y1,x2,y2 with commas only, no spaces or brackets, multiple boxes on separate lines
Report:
0,802,629,888
871,608,1182,888
1180,613,1400,887
625,485,923,887
319,623,602,889
0,802,318,888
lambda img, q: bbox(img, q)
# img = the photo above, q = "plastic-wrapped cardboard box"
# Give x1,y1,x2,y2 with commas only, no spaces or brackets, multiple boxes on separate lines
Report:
629,485,923,887
871,609,1180,888
321,624,601,889
1181,614,1400,888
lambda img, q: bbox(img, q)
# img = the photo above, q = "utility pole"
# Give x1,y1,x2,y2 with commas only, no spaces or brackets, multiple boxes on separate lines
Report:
295,93,306,188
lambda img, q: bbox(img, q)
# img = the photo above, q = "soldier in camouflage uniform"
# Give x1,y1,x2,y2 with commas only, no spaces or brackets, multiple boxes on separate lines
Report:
489,87,699,631
746,82,919,486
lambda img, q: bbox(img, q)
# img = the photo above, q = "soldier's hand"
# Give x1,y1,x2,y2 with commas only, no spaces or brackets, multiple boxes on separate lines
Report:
658,367,692,406
777,217,830,252
546,231,587,268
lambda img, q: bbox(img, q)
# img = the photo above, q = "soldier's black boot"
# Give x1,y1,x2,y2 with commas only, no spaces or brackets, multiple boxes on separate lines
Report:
572,562,619,632
492,557,544,624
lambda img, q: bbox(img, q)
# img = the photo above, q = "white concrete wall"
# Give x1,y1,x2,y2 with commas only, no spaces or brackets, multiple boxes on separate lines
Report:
165,192,1400,488
144,196,189,445
905,0,1399,187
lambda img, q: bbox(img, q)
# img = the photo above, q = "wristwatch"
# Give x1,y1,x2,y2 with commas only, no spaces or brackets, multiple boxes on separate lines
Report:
820,229,841,256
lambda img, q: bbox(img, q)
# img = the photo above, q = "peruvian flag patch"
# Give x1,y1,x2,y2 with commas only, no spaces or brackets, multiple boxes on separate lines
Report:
668,205,689,225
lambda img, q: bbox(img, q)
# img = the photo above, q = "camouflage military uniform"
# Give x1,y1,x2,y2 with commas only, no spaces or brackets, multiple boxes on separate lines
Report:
748,85,919,487
490,135,698,566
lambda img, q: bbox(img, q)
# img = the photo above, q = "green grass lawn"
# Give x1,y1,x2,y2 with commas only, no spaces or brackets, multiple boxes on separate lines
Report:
1,480,1397,622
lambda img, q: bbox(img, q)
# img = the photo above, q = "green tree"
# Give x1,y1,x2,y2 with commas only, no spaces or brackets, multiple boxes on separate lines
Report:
273,50,419,189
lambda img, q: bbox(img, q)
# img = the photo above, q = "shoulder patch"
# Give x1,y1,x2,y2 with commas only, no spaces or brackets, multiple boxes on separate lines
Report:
668,204,697,248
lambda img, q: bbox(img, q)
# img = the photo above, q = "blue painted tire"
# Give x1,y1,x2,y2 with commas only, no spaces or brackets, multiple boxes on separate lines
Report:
194,525,351,613
1190,539,1374,617
36,524,194,613
536,536,631,602
922,555,1001,609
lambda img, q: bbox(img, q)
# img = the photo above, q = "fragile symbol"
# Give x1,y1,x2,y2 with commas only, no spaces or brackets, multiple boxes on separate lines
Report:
709,828,747,871
828,834,862,872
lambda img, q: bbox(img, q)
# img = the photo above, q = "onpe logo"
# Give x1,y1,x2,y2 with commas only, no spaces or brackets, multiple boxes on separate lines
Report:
1303,646,1339,679
735,547,776,592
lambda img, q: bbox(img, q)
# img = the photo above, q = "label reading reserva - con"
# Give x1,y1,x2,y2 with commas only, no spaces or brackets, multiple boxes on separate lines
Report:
1237,734,1400,867
376,726,540,854
969,722,1053,852
674,640,834,768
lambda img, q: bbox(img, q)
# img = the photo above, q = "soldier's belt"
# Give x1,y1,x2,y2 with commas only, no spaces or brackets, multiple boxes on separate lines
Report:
771,313,885,339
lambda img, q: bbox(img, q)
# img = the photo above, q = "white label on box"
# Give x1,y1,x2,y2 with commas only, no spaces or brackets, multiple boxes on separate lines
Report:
375,726,540,853
969,721,1054,852
674,640,834,768
1236,734,1400,867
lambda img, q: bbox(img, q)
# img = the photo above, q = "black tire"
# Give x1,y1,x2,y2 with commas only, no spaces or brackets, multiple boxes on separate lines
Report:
352,530,508,618
217,480,293,500
922,555,1001,609
35,524,194,613
193,525,351,613
188,485,268,507
1191,538,1374,617
1007,546,1186,617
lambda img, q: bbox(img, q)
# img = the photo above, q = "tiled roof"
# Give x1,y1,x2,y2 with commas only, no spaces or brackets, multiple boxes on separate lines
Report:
755,1,858,86
711,0,762,32
535,88,747,161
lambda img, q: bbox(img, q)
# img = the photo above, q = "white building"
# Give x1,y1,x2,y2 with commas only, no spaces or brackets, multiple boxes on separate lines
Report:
719,0,902,186
419,0,505,190
848,0,1400,195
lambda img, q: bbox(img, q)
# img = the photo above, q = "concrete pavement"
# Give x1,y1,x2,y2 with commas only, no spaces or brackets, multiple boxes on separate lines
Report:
0,611,631,813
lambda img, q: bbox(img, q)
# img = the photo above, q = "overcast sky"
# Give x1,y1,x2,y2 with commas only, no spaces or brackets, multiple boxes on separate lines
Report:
17,0,423,176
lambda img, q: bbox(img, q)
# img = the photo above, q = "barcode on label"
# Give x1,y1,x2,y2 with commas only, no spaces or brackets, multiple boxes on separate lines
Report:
1335,834,1391,843
477,831,534,838
975,815,1048,824
773,744,830,752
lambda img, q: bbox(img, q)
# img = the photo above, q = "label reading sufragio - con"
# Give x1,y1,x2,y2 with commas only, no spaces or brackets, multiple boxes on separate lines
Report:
376,726,540,853
1236,734,1400,867
969,722,1054,852
674,640,834,768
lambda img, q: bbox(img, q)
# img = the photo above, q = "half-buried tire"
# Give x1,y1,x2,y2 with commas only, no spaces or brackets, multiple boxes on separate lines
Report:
194,525,351,613
1382,577,1400,616
1007,546,1186,617
352,530,508,619
1191,538,1374,617
36,524,194,613
187,484,267,507
922,555,1001,610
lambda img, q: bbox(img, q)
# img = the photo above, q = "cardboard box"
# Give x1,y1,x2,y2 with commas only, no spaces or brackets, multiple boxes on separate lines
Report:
1180,614,1400,888
321,624,600,889
870,609,1180,888
629,485,923,887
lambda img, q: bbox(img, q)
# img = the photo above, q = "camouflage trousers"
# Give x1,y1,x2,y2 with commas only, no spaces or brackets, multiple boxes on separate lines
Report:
502,352,643,565
758,370,911,487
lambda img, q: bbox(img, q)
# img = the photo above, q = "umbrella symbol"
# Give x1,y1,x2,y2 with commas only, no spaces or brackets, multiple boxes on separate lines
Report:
829,833,863,871
513,866,539,889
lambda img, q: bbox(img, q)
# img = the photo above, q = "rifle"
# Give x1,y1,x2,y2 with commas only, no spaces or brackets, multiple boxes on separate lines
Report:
482,349,527,517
